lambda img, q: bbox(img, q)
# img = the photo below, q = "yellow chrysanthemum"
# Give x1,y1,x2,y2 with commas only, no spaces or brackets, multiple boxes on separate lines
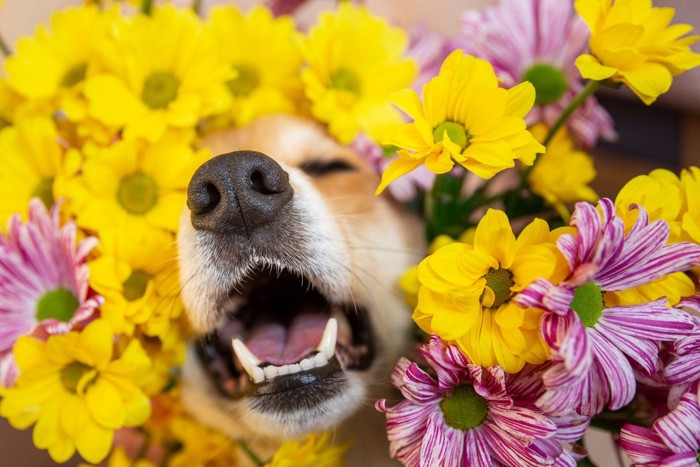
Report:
88,226,180,336
84,6,233,142
0,79,22,127
168,417,238,467
0,118,78,222
615,168,683,240
137,323,187,395
4,5,113,120
414,209,569,372
0,320,151,464
400,229,475,309
612,169,694,307
86,447,157,467
207,5,304,126
377,50,545,194
528,124,597,218
64,136,209,235
266,432,350,467
301,3,416,143
575,0,700,105
680,166,700,244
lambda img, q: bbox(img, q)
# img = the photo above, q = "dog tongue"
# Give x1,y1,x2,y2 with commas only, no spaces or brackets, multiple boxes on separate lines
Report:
245,313,328,365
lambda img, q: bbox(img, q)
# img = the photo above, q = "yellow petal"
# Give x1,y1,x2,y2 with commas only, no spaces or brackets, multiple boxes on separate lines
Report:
504,82,536,119
375,155,424,195
575,54,617,80
85,379,125,429
619,62,673,105
474,209,516,268
79,320,114,369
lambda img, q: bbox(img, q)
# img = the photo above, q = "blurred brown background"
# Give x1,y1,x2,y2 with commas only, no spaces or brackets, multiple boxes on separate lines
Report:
0,0,698,465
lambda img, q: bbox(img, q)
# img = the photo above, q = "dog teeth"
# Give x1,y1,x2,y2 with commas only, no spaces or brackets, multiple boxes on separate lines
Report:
232,339,262,381
316,317,338,360
232,317,338,385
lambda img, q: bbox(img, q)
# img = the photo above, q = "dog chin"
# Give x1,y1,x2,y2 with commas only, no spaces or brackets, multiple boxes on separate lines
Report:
176,115,423,445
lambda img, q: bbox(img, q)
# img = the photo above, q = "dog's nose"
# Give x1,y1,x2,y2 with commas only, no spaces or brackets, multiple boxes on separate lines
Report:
187,151,293,234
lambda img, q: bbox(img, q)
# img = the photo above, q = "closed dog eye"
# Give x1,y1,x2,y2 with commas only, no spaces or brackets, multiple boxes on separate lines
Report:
299,159,357,176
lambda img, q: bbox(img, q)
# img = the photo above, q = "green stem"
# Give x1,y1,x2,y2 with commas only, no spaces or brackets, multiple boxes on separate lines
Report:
519,79,601,188
0,31,12,57
236,439,265,467
543,80,601,147
141,0,154,16
192,0,203,16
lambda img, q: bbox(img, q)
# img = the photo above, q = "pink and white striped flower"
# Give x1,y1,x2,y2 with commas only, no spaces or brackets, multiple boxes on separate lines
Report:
517,199,700,416
376,336,585,466
458,0,616,148
0,199,102,387
619,383,700,466
665,299,700,403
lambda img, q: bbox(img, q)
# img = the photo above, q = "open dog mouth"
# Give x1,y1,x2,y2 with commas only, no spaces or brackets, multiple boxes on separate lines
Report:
197,264,375,401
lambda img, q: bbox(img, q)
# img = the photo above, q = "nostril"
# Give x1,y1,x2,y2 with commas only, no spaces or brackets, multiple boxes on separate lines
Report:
250,170,276,195
190,182,221,215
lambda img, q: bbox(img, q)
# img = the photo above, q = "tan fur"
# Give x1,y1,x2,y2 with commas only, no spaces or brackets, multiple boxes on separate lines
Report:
178,115,424,465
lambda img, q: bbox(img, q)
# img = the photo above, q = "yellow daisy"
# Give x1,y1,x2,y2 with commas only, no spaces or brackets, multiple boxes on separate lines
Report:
0,320,151,464
377,50,545,194
615,168,683,240
84,6,233,142
4,5,113,121
414,209,568,373
528,124,597,218
301,3,416,143
266,432,350,467
0,118,78,222
88,225,179,336
168,417,238,467
206,5,304,126
64,136,209,235
575,0,700,105
612,169,695,307
680,166,700,244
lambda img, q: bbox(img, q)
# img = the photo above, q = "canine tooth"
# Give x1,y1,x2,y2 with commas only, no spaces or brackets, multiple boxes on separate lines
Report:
300,357,314,371
316,318,338,360
277,365,290,376
313,352,328,368
232,339,262,382
252,366,265,384
264,366,278,380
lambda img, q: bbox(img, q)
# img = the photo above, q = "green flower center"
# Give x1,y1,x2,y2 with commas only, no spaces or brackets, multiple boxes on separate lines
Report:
483,267,514,308
123,269,152,301
440,385,488,431
433,121,470,151
60,362,95,394
36,287,79,322
523,63,568,105
117,172,158,215
61,62,88,88
570,281,604,328
329,68,361,93
32,178,55,209
227,64,261,97
142,71,180,109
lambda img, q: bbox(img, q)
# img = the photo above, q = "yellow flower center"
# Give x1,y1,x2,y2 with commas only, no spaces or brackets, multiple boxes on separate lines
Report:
60,361,96,394
227,64,261,97
142,71,180,109
570,281,604,328
433,121,470,151
483,267,514,308
523,63,568,105
122,269,152,301
117,172,158,215
61,62,88,88
329,68,361,93
440,385,488,431
32,178,55,209
36,287,79,322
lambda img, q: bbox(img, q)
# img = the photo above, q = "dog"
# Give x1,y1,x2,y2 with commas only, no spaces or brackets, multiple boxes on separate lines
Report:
177,115,425,464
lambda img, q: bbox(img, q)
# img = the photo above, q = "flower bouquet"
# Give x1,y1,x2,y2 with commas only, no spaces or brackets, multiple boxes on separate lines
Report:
0,0,699,465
